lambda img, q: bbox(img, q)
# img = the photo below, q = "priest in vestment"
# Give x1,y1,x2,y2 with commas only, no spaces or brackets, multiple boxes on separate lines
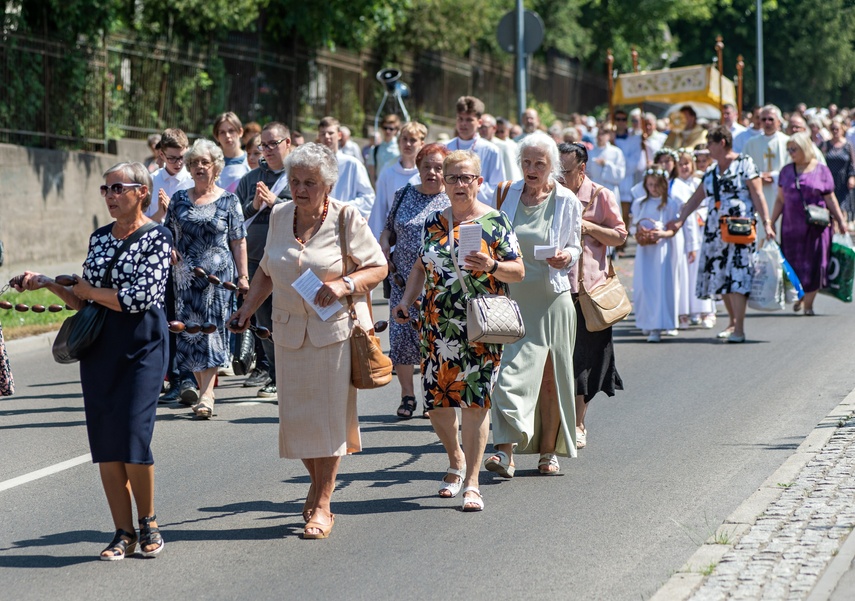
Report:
742,105,790,242
664,105,707,150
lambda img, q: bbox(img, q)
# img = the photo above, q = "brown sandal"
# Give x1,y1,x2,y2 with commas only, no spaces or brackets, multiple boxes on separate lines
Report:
302,514,335,539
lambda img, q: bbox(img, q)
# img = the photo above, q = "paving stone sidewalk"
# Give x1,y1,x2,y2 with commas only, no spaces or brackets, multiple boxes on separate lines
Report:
653,391,855,600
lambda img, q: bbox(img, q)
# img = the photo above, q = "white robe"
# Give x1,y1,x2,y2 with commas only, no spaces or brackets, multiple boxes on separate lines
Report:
445,134,506,205
676,177,714,316
492,137,522,182
333,151,375,220
367,160,419,239
630,195,684,332
743,131,789,243
588,143,626,201
614,133,644,203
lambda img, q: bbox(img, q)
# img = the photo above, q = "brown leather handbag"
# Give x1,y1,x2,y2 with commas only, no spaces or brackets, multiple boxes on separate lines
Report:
338,207,393,389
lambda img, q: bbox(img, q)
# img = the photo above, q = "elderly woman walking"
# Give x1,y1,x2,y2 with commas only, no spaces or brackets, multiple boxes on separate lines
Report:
485,133,582,477
14,162,172,559
166,139,249,418
394,150,524,511
229,143,387,538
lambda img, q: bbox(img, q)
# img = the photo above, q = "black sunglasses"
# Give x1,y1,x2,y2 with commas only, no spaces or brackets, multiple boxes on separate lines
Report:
100,183,143,196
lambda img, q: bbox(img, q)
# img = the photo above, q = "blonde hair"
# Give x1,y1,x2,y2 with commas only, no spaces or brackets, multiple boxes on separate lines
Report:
399,121,427,141
788,131,818,162
443,150,481,175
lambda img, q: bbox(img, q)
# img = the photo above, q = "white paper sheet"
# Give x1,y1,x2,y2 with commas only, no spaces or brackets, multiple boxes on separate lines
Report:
534,245,558,260
456,223,483,266
291,269,343,321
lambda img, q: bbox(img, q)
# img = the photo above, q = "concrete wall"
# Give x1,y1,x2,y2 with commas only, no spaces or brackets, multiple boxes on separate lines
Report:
0,143,148,275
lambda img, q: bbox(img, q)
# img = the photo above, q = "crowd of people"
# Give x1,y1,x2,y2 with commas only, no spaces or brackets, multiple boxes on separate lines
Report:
7,93,852,552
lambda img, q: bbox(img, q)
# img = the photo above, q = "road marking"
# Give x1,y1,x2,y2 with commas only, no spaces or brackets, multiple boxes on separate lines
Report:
0,453,91,492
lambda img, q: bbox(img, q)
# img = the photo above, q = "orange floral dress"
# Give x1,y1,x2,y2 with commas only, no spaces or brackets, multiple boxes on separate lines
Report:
418,210,520,408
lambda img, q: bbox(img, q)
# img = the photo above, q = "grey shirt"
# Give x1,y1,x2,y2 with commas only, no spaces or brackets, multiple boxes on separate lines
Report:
236,160,291,262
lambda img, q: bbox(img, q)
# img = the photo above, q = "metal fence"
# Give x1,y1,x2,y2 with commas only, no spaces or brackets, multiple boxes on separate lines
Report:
0,30,607,150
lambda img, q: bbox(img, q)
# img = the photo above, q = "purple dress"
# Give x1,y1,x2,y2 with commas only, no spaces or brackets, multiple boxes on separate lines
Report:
778,164,834,292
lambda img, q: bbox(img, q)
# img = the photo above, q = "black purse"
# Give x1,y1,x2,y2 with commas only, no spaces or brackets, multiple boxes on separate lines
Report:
231,328,256,376
52,222,157,364
792,164,831,228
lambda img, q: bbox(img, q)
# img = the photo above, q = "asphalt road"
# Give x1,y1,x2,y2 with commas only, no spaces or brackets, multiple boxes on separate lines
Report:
2,262,855,600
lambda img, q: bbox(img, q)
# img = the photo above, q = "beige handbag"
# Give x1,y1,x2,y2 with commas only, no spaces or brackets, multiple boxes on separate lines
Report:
445,208,525,345
339,208,393,389
576,188,632,332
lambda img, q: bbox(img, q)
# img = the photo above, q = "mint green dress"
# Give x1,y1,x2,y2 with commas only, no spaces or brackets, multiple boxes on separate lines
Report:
491,193,577,457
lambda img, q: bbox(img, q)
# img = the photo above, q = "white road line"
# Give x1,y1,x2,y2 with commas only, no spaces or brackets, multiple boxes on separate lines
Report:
0,454,91,493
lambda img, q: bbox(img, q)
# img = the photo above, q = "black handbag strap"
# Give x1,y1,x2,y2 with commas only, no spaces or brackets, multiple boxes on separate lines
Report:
711,166,722,210
387,183,411,235
101,221,158,288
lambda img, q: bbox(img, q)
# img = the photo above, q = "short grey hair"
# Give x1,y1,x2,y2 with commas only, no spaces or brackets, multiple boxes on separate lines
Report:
103,162,153,210
760,104,783,123
185,138,225,178
517,131,561,181
285,142,338,187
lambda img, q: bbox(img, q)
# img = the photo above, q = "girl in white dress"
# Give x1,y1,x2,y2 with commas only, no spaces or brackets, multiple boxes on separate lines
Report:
630,169,685,342
677,150,716,327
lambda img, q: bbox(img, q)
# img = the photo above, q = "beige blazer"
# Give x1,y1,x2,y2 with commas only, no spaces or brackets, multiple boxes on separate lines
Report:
260,198,387,349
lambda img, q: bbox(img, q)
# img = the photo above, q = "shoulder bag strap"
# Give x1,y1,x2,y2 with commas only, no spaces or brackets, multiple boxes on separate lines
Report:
444,207,471,297
791,162,810,211
712,166,721,211
338,206,375,329
102,221,158,288
388,183,411,233
577,186,605,288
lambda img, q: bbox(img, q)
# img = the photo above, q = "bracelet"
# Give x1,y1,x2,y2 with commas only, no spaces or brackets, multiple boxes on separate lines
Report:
238,275,249,281
488,259,499,274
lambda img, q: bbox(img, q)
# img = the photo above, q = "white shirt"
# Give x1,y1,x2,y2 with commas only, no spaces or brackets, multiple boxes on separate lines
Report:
733,127,761,153
147,167,193,219
491,137,522,182
368,160,419,239
340,139,364,163
743,130,790,206
729,123,747,138
217,154,250,194
333,151,375,221
587,143,626,200
445,134,507,205
499,180,583,293
613,132,644,202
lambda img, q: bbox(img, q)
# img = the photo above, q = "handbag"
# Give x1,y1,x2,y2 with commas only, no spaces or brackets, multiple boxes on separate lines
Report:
792,164,831,228
339,207,393,389
382,183,412,299
231,327,256,376
0,323,14,396
712,166,757,245
445,208,525,344
52,222,157,364
577,187,633,332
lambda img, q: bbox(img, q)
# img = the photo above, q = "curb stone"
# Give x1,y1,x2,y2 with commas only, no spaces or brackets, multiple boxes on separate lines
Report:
5,331,56,356
649,388,855,600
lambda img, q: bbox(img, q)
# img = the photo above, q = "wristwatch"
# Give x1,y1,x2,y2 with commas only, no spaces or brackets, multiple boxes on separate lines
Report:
488,260,499,274
342,276,355,293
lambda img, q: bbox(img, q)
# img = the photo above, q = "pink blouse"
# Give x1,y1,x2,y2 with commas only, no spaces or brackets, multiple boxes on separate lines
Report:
568,176,628,293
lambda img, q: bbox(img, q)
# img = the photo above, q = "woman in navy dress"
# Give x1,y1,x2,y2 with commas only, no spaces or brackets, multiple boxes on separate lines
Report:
165,139,249,418
15,162,173,560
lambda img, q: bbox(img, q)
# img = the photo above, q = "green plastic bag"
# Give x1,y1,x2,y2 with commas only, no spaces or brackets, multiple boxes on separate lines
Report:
826,236,855,303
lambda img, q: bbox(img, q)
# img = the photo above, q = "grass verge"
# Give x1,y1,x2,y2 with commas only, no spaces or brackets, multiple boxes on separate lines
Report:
0,288,72,340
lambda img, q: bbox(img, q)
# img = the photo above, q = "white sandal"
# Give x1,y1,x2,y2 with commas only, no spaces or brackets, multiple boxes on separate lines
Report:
538,453,560,475
438,466,465,498
484,450,515,478
461,487,484,512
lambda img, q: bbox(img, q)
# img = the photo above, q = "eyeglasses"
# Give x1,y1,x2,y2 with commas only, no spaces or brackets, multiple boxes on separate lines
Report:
100,183,143,196
761,117,776,122
187,159,213,168
614,117,628,122
258,139,286,151
443,174,479,185
786,146,799,154
382,126,398,132
164,154,185,164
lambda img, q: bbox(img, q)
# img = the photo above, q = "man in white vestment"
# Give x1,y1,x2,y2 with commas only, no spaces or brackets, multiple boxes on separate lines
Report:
480,113,521,181
445,96,506,205
743,105,790,242
612,109,644,207
587,124,626,200
317,116,375,220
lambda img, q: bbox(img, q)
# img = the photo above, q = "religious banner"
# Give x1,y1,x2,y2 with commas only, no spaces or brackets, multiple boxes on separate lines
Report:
613,65,736,108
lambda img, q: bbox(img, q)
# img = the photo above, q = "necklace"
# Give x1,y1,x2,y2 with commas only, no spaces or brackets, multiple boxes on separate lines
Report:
293,196,330,245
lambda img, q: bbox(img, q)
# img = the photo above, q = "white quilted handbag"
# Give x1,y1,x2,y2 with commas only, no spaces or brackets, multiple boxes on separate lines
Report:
445,209,526,345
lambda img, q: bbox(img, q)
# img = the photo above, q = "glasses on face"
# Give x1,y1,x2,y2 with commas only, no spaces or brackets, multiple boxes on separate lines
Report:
786,146,799,154
614,117,628,122
761,117,776,122
258,139,286,151
164,154,185,164
443,174,479,185
187,159,213,168
100,183,143,196
382,126,398,132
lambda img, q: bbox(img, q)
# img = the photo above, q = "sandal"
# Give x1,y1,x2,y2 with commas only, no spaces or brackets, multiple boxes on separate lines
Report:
538,453,560,475
438,466,465,498
461,487,484,512
192,396,214,419
422,398,434,419
303,514,335,539
138,515,165,558
396,396,417,420
484,450,515,478
794,300,803,312
99,528,137,561
576,426,587,449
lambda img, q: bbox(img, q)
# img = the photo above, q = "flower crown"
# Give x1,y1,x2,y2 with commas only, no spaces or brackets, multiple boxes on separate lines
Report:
654,147,680,162
643,167,669,178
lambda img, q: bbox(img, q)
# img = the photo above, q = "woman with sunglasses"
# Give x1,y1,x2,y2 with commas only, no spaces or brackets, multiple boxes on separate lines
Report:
165,139,249,418
771,132,847,315
13,162,172,560
393,150,524,511
380,143,451,419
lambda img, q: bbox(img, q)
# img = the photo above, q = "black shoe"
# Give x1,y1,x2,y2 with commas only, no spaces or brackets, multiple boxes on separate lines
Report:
243,368,271,388
159,387,181,404
179,380,199,406
257,383,277,399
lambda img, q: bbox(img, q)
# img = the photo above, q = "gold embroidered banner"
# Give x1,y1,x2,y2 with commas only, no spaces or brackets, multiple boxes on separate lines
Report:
613,65,735,107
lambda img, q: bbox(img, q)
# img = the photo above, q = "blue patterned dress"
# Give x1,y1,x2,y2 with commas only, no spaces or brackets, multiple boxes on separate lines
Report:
386,185,450,365
166,189,245,372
